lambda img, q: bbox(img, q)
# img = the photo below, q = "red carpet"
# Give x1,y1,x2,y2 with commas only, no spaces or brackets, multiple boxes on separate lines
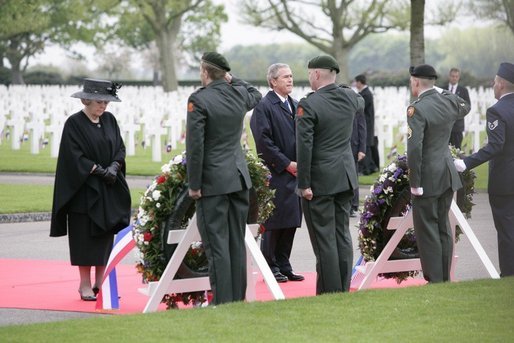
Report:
0,259,426,314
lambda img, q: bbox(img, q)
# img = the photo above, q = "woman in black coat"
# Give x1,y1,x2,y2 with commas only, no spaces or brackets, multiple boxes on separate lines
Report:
50,79,131,301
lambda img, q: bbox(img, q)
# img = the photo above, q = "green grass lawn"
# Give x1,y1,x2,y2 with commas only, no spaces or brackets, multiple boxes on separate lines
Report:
0,183,145,214
0,122,489,214
0,278,512,341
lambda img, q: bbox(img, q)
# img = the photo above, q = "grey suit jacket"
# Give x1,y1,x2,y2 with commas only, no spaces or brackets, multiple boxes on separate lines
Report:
186,77,262,196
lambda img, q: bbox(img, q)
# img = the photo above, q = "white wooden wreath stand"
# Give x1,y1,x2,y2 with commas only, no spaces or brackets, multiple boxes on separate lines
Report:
352,200,500,290
140,214,285,313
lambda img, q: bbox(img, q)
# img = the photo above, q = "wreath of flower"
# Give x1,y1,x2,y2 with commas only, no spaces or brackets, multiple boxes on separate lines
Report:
132,150,275,308
358,147,476,282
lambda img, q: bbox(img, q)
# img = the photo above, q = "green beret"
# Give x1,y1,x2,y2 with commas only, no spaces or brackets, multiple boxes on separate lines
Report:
308,55,340,74
409,64,437,80
201,52,230,72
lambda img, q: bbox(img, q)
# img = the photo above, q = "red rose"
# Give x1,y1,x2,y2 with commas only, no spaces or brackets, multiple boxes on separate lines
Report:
156,175,167,184
143,232,153,242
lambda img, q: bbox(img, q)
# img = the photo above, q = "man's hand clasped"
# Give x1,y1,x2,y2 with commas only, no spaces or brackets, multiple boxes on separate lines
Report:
286,161,297,177
454,159,467,172
189,189,202,200
300,187,313,201
410,187,424,196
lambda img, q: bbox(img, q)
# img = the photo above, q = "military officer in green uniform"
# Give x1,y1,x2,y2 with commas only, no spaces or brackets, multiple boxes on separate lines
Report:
186,52,262,305
296,55,364,294
407,64,471,283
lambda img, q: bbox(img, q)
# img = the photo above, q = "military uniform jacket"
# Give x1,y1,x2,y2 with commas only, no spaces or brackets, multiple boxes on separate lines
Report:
407,88,471,197
250,90,301,229
464,93,514,195
296,84,364,195
186,77,262,196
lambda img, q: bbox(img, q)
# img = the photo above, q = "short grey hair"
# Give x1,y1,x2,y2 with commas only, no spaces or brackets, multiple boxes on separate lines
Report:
267,63,290,88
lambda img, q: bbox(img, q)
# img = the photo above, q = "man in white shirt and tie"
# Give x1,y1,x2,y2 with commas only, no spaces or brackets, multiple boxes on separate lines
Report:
446,67,471,149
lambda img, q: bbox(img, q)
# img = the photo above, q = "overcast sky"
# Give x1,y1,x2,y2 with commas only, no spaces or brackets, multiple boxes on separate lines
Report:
31,0,474,70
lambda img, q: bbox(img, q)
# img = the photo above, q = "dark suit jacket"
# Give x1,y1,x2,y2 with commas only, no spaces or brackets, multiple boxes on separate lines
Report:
296,84,364,195
407,89,471,197
250,90,302,229
464,93,514,195
351,109,367,157
186,77,262,196
445,84,470,132
359,86,375,146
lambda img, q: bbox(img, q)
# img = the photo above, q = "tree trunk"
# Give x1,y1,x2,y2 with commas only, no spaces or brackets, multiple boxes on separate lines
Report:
410,0,425,67
6,37,25,85
156,29,179,92
333,43,350,84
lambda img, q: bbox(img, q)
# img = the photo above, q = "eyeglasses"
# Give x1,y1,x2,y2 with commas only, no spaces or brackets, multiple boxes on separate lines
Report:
95,100,110,105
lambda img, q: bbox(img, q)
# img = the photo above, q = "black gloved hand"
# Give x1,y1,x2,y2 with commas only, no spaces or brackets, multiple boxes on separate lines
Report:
91,165,107,177
103,161,121,185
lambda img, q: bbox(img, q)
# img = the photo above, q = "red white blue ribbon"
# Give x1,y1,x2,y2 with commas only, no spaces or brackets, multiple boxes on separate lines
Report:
96,224,135,310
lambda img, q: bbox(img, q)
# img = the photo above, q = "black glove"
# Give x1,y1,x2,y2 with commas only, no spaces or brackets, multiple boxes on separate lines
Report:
103,161,121,185
91,165,107,177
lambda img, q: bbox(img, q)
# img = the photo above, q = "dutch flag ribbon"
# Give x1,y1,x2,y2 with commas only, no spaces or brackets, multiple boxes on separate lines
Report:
95,224,136,310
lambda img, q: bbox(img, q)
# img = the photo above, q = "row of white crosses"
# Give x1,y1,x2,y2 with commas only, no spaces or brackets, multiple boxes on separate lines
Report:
0,84,495,165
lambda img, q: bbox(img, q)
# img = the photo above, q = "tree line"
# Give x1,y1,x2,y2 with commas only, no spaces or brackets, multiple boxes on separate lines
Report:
1,0,513,90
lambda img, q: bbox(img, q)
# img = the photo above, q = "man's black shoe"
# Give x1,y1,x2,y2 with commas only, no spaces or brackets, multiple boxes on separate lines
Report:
282,271,305,281
273,271,288,283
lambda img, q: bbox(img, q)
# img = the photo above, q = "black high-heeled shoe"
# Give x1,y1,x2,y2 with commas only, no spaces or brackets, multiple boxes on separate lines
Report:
78,290,97,301
92,287,99,296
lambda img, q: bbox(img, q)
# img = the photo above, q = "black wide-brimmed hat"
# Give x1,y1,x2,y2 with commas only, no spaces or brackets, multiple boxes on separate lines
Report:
70,78,122,102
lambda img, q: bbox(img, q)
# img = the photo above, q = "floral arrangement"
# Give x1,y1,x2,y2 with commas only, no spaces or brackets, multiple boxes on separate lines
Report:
358,148,476,282
132,150,275,308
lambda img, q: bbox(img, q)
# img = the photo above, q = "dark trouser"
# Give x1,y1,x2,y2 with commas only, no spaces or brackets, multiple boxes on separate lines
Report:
302,190,354,295
449,131,463,150
360,144,378,175
352,159,359,210
260,227,297,274
196,189,249,305
489,194,514,277
412,188,454,283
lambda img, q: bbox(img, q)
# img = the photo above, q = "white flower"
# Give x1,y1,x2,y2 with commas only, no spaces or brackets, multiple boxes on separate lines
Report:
171,154,183,165
138,214,149,226
152,190,161,201
387,163,397,172
156,203,161,208
161,163,171,173
191,241,202,250
379,174,387,183
383,186,394,194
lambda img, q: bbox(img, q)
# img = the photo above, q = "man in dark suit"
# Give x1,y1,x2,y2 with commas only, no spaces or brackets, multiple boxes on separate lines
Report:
350,108,367,217
355,74,378,174
445,67,471,149
296,55,364,294
407,64,471,283
186,52,262,305
250,63,304,283
454,62,514,277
